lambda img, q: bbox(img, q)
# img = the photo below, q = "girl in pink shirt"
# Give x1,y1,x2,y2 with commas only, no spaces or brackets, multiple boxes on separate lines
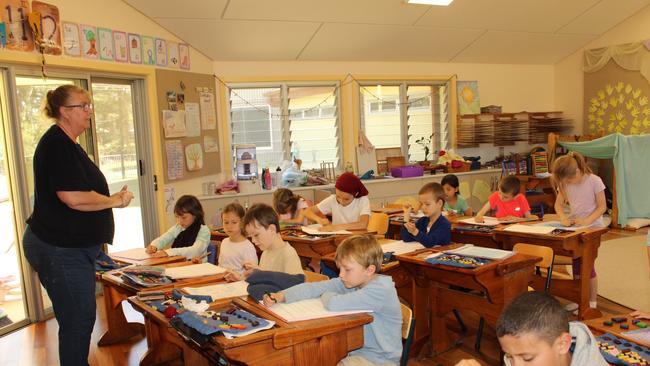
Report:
273,188,311,226
552,151,607,310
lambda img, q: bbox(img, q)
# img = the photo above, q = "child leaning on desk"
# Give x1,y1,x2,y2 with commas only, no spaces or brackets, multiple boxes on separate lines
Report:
146,195,210,262
263,235,403,366
401,182,451,248
273,188,312,226
475,175,536,223
223,203,303,282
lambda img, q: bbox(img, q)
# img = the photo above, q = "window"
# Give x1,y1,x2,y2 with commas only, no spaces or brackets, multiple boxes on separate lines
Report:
229,84,341,171
360,81,450,162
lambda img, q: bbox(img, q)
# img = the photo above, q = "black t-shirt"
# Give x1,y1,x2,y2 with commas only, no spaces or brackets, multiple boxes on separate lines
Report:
27,125,115,247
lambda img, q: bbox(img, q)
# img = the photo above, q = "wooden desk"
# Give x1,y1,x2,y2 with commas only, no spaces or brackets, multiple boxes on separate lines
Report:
128,296,373,366
98,261,225,346
388,215,501,248
493,221,608,320
396,247,540,354
515,175,556,214
584,314,650,348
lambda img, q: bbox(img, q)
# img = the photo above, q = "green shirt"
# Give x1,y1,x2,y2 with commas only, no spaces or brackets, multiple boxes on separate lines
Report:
444,194,469,215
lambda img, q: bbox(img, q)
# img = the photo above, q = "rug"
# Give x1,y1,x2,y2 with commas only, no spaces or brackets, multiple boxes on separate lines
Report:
596,234,650,311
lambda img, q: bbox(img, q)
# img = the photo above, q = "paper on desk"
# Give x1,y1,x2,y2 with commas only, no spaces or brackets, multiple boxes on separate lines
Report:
110,248,152,261
301,224,352,235
534,221,588,231
164,263,227,279
223,320,275,339
503,224,555,234
459,217,500,226
445,244,513,260
183,281,249,300
381,240,425,255
265,298,372,322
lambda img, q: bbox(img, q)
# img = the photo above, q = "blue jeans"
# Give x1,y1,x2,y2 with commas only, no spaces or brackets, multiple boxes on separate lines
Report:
23,226,101,366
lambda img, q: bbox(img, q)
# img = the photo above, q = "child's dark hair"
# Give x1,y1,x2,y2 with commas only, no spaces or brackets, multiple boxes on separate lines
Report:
418,182,445,204
273,188,300,216
496,292,569,345
499,175,520,196
441,174,460,196
223,202,246,235
243,203,280,233
174,195,205,225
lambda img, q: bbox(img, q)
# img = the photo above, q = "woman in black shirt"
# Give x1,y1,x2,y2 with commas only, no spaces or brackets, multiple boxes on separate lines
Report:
22,85,134,366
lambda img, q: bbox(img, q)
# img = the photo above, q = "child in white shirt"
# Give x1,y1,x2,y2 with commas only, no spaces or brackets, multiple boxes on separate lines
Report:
217,202,258,274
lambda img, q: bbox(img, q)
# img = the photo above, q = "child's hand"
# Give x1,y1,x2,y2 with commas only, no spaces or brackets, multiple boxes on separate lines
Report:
573,217,590,226
241,262,258,278
319,225,336,232
474,215,484,223
224,269,243,282
630,310,650,320
316,217,330,226
499,215,520,222
454,360,482,366
561,218,574,227
145,244,158,254
151,250,168,258
191,257,201,264
404,222,418,236
262,292,284,307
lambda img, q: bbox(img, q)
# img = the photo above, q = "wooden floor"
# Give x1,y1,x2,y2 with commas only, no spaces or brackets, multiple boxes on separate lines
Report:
0,227,643,366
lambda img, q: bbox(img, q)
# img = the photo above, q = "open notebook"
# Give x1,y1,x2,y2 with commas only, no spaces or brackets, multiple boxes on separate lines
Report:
183,281,249,300
164,263,227,279
534,221,589,231
445,244,513,260
110,248,153,261
301,224,352,235
381,240,425,255
458,217,500,226
503,224,555,235
264,298,372,322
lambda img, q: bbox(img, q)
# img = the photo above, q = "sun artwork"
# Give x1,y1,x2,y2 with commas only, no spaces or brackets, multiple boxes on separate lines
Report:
460,86,475,104
587,81,650,135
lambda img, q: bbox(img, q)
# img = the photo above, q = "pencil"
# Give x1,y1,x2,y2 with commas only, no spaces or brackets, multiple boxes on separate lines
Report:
194,252,210,261
264,291,277,303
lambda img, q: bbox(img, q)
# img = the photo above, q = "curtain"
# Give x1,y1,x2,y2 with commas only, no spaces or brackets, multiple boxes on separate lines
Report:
584,42,650,84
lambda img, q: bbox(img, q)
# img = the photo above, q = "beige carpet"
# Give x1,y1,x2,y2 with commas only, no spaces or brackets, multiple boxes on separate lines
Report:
596,234,650,311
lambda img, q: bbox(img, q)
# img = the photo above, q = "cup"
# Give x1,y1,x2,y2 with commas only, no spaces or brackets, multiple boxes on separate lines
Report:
202,182,210,196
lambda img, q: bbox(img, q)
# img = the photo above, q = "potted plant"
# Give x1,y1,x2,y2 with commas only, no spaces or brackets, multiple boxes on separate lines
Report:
415,134,434,167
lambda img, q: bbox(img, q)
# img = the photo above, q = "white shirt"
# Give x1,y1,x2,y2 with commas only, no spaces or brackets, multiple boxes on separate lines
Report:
317,195,371,225
218,237,258,274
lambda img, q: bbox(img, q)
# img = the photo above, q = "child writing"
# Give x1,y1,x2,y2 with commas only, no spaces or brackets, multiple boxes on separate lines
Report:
224,203,303,282
273,188,311,225
441,174,473,216
216,203,258,274
263,235,402,365
475,175,535,223
401,182,451,248
552,151,606,310
455,291,607,366
146,195,210,261
304,172,370,232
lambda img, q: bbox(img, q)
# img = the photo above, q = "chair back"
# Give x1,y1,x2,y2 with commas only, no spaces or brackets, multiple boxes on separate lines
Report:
368,213,389,236
388,196,420,211
207,242,218,264
399,303,415,366
304,270,329,283
513,243,555,291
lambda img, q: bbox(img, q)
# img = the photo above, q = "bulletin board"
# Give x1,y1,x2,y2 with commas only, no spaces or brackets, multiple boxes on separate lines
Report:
155,69,221,183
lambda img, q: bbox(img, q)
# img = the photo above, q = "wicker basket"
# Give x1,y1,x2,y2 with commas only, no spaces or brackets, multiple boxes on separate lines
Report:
444,161,471,173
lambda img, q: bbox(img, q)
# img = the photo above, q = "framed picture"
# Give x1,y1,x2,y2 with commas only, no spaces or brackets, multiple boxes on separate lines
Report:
127,33,141,64
155,38,167,67
167,41,179,69
80,24,98,59
32,1,62,55
97,27,114,61
457,80,480,115
141,36,155,65
62,22,81,57
179,43,190,70
113,31,128,62
1,0,34,52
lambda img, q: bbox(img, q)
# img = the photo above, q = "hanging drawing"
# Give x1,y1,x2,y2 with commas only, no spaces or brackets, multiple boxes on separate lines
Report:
62,22,80,56
97,27,113,61
141,36,155,65
113,31,128,62
128,33,141,64
457,81,480,115
80,24,98,59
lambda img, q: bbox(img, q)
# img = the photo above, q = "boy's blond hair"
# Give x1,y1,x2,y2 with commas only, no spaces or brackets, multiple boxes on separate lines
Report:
335,235,383,273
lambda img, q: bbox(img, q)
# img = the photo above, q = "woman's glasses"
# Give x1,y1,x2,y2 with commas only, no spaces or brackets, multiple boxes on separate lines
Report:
64,103,93,112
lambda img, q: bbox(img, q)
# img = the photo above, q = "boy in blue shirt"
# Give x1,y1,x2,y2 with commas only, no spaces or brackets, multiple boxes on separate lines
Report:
401,182,451,247
263,235,402,366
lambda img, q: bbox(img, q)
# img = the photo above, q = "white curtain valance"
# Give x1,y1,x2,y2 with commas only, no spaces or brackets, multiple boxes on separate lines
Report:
584,42,650,84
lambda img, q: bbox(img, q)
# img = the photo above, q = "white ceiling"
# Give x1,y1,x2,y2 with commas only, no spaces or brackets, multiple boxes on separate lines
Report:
123,0,650,64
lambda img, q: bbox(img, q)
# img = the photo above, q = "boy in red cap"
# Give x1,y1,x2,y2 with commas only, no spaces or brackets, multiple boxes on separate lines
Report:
304,172,371,232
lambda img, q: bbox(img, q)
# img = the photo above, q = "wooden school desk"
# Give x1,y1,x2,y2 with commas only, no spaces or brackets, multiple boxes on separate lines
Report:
128,296,373,366
492,220,608,320
396,247,540,354
98,261,226,346
387,215,500,249
584,314,650,348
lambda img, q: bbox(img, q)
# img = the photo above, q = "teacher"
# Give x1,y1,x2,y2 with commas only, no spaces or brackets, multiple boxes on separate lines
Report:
22,84,134,366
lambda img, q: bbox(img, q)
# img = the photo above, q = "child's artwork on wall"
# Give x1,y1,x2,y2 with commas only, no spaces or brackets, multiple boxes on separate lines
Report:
80,24,98,59
179,43,190,70
141,36,155,65
165,140,185,180
128,33,141,64
97,27,113,61
113,31,128,62
167,41,179,69
155,38,167,67
32,1,62,55
0,23,6,47
185,143,203,171
203,135,219,153
1,0,34,52
62,22,80,57
162,109,186,138
457,81,480,115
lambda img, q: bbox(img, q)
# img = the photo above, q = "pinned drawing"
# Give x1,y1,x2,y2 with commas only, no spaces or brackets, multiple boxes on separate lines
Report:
185,143,203,171
457,81,480,115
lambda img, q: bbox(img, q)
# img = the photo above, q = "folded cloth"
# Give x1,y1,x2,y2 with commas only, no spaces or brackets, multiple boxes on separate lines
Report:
95,251,128,272
246,270,305,301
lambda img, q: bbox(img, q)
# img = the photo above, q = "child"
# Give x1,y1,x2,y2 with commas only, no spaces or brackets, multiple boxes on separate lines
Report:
441,174,473,216
224,203,303,281
552,151,606,310
216,203,258,274
146,195,210,261
303,172,371,232
495,292,607,366
401,182,451,248
263,235,402,365
273,188,311,225
475,175,534,223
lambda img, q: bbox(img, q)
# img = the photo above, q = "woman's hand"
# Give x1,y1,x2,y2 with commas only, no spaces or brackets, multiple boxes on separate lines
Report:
112,185,134,208
145,244,158,254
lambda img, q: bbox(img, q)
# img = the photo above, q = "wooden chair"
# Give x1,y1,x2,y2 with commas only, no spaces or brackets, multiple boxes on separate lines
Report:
399,303,415,366
207,242,218,264
304,270,329,283
386,196,421,211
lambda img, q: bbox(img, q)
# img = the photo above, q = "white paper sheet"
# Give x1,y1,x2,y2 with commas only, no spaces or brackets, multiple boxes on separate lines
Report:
110,248,152,261
162,110,186,138
183,281,249,300
459,217,500,226
199,91,216,130
503,224,555,234
184,103,201,137
445,244,513,260
165,140,185,180
381,240,425,255
534,221,588,231
264,298,371,322
301,224,352,235
164,263,227,279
